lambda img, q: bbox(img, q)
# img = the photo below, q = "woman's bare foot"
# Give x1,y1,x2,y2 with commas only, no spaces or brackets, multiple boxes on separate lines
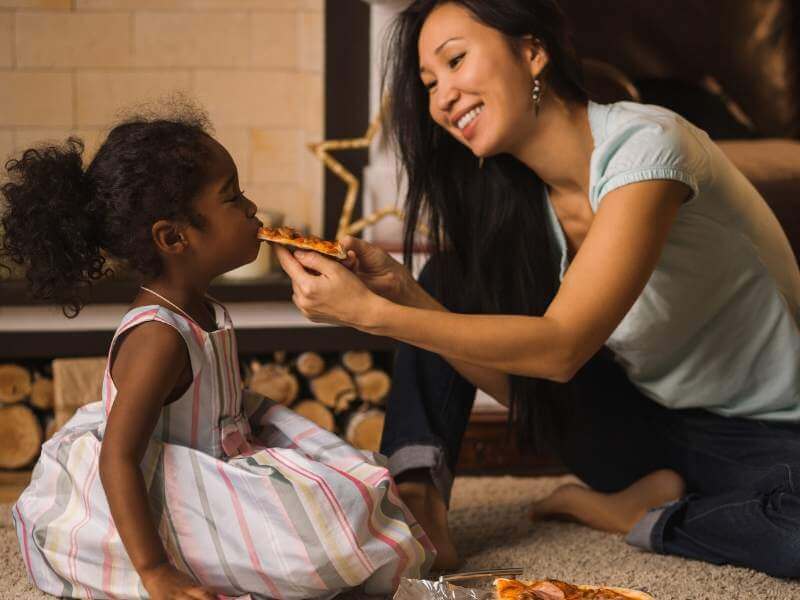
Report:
529,469,686,533
398,480,461,571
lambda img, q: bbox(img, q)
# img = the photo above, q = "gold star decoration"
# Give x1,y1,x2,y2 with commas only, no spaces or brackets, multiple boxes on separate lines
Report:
307,100,427,241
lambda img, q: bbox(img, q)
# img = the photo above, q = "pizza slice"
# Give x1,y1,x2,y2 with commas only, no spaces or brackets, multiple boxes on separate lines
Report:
258,226,347,260
494,578,654,600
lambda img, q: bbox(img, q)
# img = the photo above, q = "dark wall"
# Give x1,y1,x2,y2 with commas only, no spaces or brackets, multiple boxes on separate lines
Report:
324,0,371,239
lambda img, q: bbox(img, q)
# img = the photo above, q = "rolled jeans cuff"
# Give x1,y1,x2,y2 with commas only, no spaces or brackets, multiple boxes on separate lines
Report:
625,497,688,552
386,443,455,507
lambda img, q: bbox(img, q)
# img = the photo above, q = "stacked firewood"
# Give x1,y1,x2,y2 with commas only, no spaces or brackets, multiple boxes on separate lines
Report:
245,350,391,453
0,351,393,470
0,363,55,469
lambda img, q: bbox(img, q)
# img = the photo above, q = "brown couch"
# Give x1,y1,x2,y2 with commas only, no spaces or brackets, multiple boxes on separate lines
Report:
563,0,800,262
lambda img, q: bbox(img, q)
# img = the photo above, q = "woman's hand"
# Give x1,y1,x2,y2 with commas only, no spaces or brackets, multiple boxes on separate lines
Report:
274,244,386,330
140,563,217,600
339,236,426,307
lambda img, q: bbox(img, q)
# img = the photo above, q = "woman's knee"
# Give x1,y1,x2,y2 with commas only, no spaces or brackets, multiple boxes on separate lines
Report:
767,557,800,579
761,491,800,578
761,537,800,578
709,490,800,578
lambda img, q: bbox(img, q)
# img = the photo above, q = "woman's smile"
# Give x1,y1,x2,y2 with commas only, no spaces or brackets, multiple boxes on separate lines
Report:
455,103,484,141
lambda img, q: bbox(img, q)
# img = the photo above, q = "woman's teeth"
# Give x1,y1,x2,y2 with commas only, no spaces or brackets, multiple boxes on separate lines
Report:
457,105,484,130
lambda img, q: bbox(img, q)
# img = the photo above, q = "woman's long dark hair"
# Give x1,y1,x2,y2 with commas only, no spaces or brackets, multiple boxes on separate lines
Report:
384,0,588,450
1,99,213,317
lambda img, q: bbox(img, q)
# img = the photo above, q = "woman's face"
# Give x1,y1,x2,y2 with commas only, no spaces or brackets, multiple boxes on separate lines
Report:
418,3,545,157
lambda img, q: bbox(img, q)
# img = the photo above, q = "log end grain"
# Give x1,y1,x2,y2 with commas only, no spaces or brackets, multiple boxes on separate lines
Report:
0,404,43,469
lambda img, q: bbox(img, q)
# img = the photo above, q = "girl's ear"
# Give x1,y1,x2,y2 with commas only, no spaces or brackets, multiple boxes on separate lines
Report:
151,220,188,255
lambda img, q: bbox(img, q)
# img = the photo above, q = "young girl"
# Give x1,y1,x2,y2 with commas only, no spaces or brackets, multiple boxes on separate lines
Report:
3,107,434,599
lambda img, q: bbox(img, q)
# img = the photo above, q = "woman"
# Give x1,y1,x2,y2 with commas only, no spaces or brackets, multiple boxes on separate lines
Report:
275,0,800,578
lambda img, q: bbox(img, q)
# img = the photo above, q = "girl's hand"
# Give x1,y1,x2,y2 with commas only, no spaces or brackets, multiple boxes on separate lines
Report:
338,235,417,306
141,563,217,600
274,244,385,330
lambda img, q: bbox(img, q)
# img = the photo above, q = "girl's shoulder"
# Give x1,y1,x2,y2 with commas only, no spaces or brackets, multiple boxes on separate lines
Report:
107,304,207,397
109,305,193,363
110,314,191,379
111,304,208,362
109,299,228,378
115,303,189,336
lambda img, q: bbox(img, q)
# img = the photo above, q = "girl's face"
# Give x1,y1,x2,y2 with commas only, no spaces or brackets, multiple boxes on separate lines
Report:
418,3,545,157
187,138,262,277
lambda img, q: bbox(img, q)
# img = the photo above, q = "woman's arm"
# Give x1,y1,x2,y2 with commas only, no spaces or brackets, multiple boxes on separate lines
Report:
99,323,214,599
284,179,689,382
371,180,689,380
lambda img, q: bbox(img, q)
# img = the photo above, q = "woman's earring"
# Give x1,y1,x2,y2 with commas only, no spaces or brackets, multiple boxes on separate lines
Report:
532,78,542,116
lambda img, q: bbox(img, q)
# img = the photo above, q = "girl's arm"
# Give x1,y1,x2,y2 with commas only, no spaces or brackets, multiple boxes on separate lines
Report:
99,322,214,599
282,179,690,382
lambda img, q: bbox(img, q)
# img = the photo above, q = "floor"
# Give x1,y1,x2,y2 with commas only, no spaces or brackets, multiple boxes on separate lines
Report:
3,475,800,599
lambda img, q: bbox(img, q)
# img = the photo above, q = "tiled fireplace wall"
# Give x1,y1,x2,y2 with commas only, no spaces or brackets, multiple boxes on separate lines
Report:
0,0,324,233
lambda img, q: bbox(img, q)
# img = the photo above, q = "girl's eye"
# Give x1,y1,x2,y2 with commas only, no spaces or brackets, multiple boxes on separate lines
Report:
228,190,246,203
425,80,437,91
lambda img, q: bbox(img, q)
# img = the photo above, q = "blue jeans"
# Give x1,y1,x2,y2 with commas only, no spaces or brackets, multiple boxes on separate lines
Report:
380,261,800,578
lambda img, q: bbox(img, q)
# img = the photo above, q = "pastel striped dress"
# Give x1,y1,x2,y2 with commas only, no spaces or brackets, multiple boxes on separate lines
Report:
12,300,434,599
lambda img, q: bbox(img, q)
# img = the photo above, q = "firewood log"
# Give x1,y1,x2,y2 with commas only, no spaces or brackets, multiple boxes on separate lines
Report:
52,357,106,429
355,369,391,405
293,399,335,432
248,359,262,377
0,364,31,404
296,352,325,379
344,408,385,453
249,362,299,406
341,351,372,374
30,373,55,411
310,366,357,413
0,404,42,469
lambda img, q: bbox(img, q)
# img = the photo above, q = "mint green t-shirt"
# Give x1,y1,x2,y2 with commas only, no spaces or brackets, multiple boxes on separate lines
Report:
545,101,800,420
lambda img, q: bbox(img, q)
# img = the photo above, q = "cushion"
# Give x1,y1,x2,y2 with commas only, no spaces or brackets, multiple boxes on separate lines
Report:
582,58,641,104
560,0,800,137
635,77,758,140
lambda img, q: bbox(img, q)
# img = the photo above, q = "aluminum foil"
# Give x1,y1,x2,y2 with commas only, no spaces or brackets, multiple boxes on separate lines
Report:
392,579,494,600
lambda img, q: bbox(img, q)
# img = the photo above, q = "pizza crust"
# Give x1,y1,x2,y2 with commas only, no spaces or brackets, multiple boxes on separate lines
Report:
258,226,347,260
494,578,655,600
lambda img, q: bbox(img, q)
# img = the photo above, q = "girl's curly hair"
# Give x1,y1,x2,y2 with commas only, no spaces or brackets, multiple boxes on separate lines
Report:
1,101,214,317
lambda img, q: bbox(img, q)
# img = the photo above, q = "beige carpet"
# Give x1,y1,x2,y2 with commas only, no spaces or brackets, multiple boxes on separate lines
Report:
3,475,799,599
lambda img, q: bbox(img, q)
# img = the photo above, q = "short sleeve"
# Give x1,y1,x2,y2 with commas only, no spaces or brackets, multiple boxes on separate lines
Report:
591,113,707,209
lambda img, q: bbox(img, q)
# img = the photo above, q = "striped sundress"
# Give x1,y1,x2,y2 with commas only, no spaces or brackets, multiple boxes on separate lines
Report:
12,300,435,599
